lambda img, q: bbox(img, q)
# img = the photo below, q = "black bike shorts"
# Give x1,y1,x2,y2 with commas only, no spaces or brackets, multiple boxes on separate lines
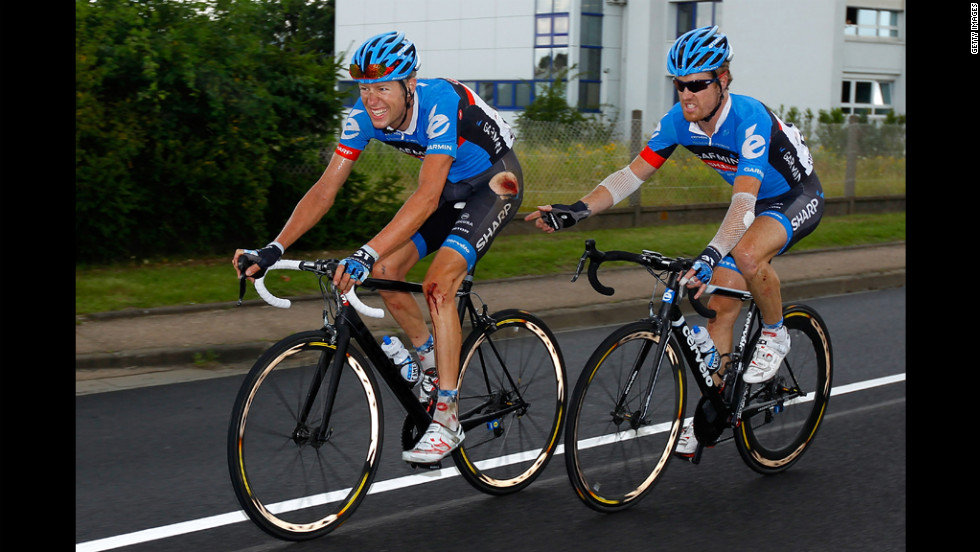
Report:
410,149,524,271
718,172,824,272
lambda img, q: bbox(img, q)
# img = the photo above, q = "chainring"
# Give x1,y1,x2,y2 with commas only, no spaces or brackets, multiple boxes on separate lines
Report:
692,395,727,445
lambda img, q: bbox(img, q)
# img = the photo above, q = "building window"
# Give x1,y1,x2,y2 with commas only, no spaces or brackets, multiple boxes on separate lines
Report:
535,48,569,79
534,0,604,112
579,81,601,111
840,78,894,118
581,13,602,47
535,14,570,46
578,8,603,111
676,1,722,37
535,0,570,81
536,0,571,14
497,81,534,110
844,7,900,38
460,80,535,111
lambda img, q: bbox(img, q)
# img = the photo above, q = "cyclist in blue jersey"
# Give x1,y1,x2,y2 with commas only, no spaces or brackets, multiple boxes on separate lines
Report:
525,25,824,458
235,31,524,464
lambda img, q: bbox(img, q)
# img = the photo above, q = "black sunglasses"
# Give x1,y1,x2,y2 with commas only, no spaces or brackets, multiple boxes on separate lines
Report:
672,75,721,93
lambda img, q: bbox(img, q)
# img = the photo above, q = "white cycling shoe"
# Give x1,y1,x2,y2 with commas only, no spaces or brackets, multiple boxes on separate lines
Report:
402,422,464,464
743,326,791,384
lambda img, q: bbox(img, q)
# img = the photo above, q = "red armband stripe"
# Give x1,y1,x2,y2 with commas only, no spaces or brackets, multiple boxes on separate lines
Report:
335,144,362,161
639,146,667,169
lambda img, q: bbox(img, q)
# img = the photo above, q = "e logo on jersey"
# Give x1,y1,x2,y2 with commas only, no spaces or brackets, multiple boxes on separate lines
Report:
427,105,451,139
342,109,363,140
741,124,766,160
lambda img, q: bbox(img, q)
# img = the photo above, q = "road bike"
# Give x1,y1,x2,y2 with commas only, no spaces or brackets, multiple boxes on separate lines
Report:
227,257,566,540
563,240,832,512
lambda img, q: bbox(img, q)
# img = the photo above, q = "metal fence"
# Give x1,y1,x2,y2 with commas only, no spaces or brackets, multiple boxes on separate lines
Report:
302,116,905,212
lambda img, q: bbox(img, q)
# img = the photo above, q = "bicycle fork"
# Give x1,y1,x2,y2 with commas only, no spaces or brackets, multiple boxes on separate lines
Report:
293,324,350,448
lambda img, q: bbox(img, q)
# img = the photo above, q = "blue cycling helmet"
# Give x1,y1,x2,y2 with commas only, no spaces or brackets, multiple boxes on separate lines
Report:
349,31,420,83
667,25,733,77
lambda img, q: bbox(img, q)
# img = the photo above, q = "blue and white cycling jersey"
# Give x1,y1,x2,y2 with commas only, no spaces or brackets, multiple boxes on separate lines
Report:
335,78,515,185
641,93,815,199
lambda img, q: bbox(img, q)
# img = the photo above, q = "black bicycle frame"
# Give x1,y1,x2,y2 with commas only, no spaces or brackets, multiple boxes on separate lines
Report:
654,272,757,431
298,270,491,442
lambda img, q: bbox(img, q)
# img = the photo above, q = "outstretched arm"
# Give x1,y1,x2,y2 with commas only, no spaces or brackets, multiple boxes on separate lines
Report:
525,155,657,232
234,152,355,279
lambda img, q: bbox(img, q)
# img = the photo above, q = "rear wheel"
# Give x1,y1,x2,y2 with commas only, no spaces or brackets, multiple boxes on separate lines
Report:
735,304,833,474
452,309,566,495
227,331,382,541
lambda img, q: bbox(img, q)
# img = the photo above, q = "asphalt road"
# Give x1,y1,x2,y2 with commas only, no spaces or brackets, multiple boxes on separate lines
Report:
75,287,906,552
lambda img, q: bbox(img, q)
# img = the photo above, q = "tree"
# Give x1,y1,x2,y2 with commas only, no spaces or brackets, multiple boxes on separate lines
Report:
517,67,585,125
76,0,349,262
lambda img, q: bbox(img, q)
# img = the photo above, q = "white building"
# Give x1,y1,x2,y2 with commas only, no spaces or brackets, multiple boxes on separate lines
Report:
335,0,906,138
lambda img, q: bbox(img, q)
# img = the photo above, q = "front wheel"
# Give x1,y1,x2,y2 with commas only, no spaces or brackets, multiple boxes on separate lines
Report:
452,309,567,495
227,331,383,541
735,304,833,475
564,321,686,513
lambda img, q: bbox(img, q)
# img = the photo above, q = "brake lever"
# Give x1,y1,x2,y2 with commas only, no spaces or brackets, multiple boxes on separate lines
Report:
571,250,589,283
236,253,261,306
237,276,247,305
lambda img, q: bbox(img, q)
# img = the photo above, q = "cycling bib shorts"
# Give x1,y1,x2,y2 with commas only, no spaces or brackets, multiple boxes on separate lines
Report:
411,150,524,271
717,172,824,273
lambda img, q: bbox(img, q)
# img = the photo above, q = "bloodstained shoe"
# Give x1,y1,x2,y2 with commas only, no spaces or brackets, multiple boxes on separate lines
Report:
402,422,464,464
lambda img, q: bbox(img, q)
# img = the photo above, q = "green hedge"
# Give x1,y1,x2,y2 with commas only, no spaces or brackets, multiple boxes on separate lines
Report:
75,0,404,263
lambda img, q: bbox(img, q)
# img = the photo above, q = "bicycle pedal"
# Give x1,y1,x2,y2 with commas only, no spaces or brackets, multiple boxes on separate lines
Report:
691,443,705,465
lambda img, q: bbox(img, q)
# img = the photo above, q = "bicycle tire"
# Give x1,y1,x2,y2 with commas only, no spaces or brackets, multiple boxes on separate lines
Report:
452,309,567,495
227,330,383,541
564,321,686,512
735,304,833,475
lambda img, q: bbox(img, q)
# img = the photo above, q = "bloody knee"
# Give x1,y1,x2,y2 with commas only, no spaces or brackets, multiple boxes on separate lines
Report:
423,281,450,315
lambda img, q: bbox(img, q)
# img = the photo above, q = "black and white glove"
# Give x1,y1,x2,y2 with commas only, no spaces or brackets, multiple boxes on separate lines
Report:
687,246,723,285
542,201,591,231
339,245,379,283
239,242,284,279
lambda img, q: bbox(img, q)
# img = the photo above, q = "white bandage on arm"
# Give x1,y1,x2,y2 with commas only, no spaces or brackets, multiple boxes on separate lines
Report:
707,192,757,258
597,166,644,205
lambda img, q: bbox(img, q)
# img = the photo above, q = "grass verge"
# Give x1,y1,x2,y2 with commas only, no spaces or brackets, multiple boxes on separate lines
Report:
76,211,905,316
